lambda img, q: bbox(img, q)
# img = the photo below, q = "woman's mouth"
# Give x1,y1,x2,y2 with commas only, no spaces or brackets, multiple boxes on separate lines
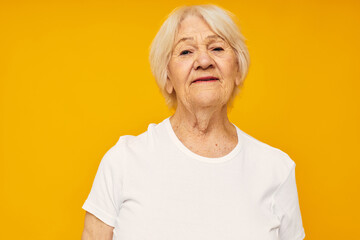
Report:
192,76,219,84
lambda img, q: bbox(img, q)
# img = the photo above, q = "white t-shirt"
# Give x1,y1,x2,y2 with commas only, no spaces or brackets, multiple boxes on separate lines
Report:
82,117,306,240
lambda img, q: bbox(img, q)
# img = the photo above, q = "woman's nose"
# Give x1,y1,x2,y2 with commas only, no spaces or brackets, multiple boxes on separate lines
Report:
193,50,215,70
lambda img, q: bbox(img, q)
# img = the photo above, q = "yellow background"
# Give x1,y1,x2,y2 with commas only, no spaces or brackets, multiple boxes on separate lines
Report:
1,0,359,239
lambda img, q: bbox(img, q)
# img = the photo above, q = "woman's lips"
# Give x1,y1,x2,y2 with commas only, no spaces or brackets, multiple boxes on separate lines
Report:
192,76,219,84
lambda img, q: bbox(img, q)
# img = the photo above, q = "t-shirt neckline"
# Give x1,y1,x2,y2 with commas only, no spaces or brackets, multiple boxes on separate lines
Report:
164,116,243,163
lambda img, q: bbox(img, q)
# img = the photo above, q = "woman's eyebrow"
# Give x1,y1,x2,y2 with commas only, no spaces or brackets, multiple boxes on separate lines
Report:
174,35,224,48
174,37,194,47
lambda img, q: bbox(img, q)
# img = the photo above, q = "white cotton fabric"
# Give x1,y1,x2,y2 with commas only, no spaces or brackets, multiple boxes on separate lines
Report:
82,117,306,240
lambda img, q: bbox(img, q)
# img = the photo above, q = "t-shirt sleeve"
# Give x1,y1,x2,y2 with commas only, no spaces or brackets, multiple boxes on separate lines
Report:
272,162,306,240
82,144,124,227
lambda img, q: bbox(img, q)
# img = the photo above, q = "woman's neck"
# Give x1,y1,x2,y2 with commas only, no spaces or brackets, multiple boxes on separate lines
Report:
169,103,234,140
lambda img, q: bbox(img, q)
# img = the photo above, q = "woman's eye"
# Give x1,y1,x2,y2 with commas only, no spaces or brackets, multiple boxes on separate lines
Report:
213,47,224,51
180,50,191,55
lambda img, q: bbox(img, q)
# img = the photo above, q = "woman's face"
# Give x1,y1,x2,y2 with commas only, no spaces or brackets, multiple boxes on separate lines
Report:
167,15,240,110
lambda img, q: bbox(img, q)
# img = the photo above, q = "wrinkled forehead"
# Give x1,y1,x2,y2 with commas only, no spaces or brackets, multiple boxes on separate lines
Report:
173,14,225,45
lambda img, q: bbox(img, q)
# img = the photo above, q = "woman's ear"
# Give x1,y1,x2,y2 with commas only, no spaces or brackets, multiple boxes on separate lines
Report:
234,58,242,86
235,69,241,86
165,77,174,95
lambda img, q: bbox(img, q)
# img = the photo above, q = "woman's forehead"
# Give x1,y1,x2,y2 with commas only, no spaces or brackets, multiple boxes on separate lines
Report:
174,15,226,42
177,15,212,34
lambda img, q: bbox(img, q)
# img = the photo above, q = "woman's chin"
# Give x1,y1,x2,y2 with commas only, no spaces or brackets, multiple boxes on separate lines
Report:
190,95,225,108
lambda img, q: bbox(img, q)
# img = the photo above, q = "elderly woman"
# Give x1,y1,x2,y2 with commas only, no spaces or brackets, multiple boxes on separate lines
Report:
82,4,306,240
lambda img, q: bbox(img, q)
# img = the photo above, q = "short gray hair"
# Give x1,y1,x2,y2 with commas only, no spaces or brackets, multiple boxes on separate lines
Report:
149,4,250,110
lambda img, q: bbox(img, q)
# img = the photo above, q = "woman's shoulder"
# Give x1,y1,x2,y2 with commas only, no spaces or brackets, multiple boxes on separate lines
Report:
111,120,164,152
236,126,295,170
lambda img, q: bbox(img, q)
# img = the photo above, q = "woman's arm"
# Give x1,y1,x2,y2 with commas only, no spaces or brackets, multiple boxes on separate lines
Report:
81,211,114,240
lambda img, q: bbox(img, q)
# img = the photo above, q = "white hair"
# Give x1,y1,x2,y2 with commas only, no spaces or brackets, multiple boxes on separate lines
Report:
149,4,250,110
